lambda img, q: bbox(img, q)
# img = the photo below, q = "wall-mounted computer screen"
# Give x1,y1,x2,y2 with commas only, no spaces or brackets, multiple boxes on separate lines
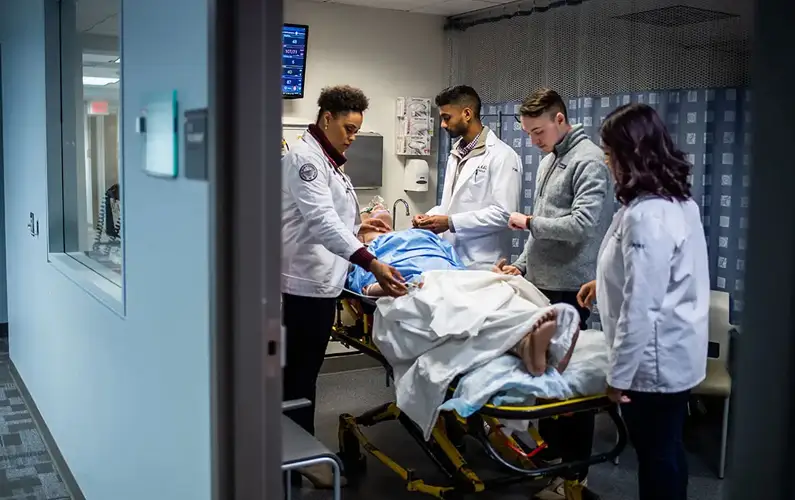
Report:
282,24,309,99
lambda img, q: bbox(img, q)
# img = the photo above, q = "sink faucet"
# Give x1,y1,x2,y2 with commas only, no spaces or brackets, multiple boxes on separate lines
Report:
392,198,410,228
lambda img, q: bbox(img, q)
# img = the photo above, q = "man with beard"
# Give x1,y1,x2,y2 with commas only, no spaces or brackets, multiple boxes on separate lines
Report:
413,85,522,269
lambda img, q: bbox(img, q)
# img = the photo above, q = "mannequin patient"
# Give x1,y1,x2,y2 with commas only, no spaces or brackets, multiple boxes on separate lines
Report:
349,208,466,295
355,209,578,376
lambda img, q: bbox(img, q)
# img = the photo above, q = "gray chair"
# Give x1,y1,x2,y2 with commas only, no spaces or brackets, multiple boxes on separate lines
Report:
692,290,733,479
282,400,343,500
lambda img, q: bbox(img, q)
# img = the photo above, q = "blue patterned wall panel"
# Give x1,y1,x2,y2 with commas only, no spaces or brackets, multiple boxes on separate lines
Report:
436,87,750,324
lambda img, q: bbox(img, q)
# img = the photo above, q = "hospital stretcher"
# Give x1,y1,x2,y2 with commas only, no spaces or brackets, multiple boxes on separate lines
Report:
331,290,629,500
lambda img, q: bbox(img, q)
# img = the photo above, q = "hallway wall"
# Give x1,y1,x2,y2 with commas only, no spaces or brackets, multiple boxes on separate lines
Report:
0,51,6,324
0,0,211,499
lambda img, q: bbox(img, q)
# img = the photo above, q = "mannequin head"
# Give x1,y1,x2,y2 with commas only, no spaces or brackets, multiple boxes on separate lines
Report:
360,209,394,244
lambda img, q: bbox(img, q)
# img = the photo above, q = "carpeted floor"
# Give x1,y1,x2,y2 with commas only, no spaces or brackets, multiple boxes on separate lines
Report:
0,339,71,500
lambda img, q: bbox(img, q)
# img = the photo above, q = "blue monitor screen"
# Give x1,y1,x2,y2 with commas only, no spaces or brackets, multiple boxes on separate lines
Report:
282,24,308,99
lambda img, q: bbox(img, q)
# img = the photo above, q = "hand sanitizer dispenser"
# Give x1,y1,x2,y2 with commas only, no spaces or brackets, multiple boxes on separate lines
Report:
404,159,430,192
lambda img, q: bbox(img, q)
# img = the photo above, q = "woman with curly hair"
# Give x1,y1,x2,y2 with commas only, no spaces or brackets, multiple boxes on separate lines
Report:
576,103,710,500
282,85,406,488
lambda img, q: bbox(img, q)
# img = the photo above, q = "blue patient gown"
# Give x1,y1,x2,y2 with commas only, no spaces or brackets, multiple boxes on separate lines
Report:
347,229,465,293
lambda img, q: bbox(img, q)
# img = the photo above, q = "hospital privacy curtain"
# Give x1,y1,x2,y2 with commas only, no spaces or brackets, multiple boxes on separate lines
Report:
436,88,751,325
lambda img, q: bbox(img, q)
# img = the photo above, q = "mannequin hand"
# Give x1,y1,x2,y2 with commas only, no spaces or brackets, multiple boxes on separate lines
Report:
509,212,531,230
576,280,597,309
491,258,522,276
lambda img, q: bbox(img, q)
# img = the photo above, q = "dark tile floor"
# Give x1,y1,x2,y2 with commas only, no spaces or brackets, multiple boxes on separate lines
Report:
294,366,728,500
0,339,71,500
0,343,727,500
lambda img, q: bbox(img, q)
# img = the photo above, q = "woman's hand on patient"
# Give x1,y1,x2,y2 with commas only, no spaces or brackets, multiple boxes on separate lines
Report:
359,218,391,236
370,261,408,297
577,280,597,309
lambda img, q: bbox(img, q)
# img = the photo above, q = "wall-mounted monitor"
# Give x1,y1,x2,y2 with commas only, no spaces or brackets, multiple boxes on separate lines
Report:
282,24,309,99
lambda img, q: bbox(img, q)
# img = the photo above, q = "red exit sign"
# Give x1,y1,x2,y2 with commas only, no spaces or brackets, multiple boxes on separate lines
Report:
88,101,109,115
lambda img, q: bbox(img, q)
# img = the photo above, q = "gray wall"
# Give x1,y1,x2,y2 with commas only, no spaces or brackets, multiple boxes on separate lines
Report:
0,50,7,323
0,0,211,498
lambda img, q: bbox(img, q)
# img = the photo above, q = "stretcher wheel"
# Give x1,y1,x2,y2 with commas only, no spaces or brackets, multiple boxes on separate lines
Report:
338,429,367,480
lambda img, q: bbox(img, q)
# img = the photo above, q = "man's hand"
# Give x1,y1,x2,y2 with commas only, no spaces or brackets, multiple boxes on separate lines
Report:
509,212,531,230
607,386,631,404
576,280,597,309
369,260,407,297
491,258,522,276
359,218,392,237
416,215,450,234
412,214,429,228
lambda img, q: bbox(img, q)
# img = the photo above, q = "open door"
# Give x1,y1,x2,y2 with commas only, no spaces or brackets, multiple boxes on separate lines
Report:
208,0,284,498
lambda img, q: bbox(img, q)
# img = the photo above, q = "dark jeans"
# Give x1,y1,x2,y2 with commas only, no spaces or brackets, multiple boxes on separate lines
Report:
282,293,338,435
537,288,595,481
622,390,690,500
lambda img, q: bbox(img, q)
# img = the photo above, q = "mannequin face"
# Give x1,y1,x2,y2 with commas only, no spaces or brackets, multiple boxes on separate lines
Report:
360,210,394,244
320,111,363,153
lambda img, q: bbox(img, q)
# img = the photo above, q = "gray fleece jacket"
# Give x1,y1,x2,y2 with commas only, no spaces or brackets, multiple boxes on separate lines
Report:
513,124,612,291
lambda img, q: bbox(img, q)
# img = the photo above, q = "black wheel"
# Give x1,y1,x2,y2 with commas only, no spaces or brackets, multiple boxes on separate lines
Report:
341,451,367,479
338,429,367,480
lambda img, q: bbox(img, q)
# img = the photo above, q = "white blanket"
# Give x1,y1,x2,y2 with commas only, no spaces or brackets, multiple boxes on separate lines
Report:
372,270,580,440
438,329,609,431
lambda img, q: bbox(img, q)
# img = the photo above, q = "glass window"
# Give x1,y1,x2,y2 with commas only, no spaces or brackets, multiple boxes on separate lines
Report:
50,0,123,287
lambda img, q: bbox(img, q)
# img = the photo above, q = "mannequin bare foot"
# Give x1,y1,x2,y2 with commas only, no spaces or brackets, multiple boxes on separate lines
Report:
512,308,558,376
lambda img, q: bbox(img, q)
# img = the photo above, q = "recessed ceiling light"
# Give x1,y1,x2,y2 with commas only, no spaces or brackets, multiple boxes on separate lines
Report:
83,76,120,86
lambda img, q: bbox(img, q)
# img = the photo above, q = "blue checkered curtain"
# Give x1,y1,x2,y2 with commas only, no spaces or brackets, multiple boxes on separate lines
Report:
436,88,751,325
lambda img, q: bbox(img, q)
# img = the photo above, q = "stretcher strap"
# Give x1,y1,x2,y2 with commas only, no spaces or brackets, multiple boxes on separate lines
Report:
488,424,547,459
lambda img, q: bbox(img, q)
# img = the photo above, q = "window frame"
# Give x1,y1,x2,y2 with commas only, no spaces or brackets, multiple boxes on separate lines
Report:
44,0,125,315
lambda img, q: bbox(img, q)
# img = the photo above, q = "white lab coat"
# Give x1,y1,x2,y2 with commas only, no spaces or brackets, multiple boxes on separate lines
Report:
281,132,363,297
596,196,710,393
428,129,522,269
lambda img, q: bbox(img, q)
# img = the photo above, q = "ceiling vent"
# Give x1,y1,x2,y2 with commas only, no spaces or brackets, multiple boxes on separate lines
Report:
613,5,738,28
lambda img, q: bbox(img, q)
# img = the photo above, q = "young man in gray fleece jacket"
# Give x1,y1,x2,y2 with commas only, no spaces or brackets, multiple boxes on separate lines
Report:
502,88,612,500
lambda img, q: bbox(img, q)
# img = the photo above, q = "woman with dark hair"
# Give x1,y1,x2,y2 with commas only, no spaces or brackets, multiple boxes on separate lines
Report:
576,103,709,500
282,85,407,488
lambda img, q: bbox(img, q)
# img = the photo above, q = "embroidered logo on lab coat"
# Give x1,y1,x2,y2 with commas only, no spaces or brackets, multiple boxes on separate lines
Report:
299,164,318,182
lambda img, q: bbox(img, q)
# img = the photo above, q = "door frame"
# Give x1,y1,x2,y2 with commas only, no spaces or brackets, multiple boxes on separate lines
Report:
728,0,795,497
208,0,284,498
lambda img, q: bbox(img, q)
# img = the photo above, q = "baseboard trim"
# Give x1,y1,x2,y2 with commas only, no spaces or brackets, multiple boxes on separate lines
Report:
0,323,8,339
9,360,86,500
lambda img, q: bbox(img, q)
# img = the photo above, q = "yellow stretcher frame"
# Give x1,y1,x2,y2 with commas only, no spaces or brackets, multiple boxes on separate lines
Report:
331,292,628,500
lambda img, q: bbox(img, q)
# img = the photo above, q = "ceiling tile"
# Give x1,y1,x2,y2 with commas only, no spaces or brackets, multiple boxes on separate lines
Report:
411,0,496,15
